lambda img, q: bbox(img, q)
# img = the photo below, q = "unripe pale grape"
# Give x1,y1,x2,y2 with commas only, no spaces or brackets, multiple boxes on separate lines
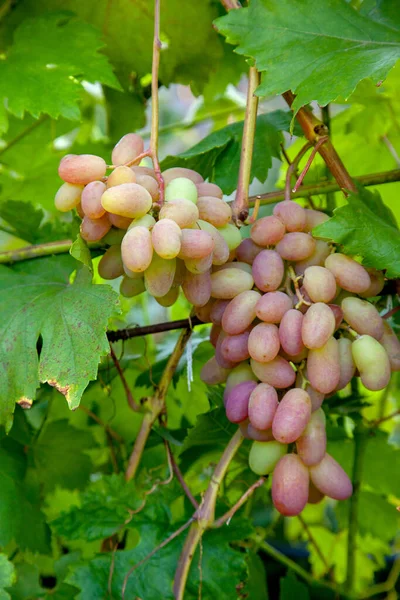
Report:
309,453,353,500
155,286,180,307
112,133,144,166
273,200,306,232
249,440,287,475
250,215,285,247
325,253,371,293
120,275,146,298
80,181,106,218
128,214,156,230
341,297,384,340
294,240,331,275
272,388,312,444
236,238,263,264
380,321,400,371
307,337,340,393
80,214,111,241
185,253,213,275
98,245,124,280
151,219,182,259
179,229,214,259
225,381,257,423
252,250,284,292
272,454,309,516
101,183,152,218
107,166,136,187
210,299,230,325
123,264,145,279
135,174,160,202
250,356,296,389
221,290,261,335
59,154,106,184
197,220,230,265
159,198,199,228
247,424,275,442
224,363,258,398
248,323,280,363
55,182,84,212
302,303,336,349
165,177,198,204
303,209,329,232
196,182,223,198
145,255,176,298
303,266,337,303
201,356,230,384
358,268,385,298
211,268,254,299
131,165,156,180
296,371,325,411
182,271,211,307
248,383,279,431
197,197,231,227
335,337,356,390
162,167,203,185
308,481,325,504
256,291,292,323
109,214,133,229
296,408,326,466
220,331,251,363
215,261,252,275
276,232,316,261
352,335,391,390
279,309,305,356
121,226,153,272
217,223,242,251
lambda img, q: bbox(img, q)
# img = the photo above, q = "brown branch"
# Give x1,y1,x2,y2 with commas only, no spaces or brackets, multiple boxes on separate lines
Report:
212,477,265,528
107,316,203,342
383,306,400,320
109,345,140,411
165,440,199,509
283,91,357,192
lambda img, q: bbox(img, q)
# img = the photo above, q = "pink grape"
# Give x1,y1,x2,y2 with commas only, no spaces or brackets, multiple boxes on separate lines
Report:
210,268,254,299
358,268,385,298
224,363,258,398
179,229,214,259
279,347,308,363
135,173,160,202
335,337,356,391
296,371,325,411
210,324,221,348
250,215,286,246
214,261,252,275
225,381,258,423
276,232,316,261
152,219,182,259
98,245,124,280
107,166,136,187
196,299,215,324
296,408,326,466
303,266,337,303
162,167,203,185
196,182,223,198
252,250,284,292
248,323,280,363
109,213,133,229
255,291,293,323
325,253,371,293
303,209,329,232
145,255,176,298
185,253,213,274
302,303,336,349
250,356,296,389
309,453,353,500
308,480,325,504
352,335,391,391
215,332,237,370
200,356,230,384
247,424,275,442
80,214,111,241
380,321,400,371
272,388,312,444
55,182,84,212
159,198,199,228
307,337,340,393
236,238,263,264
59,154,107,184
81,181,106,218
131,165,156,180
182,271,211,307
220,331,251,363
273,200,306,232
210,300,230,325
272,454,309,516
197,196,231,227
341,297,384,340
197,220,230,265
112,133,144,166
328,304,344,330
249,440,288,475
279,309,305,356
248,383,279,431
221,290,261,335
121,226,153,272
294,240,331,275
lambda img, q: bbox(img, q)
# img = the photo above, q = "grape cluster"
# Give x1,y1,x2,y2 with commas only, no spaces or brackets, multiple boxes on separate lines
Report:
55,133,241,305
200,202,400,516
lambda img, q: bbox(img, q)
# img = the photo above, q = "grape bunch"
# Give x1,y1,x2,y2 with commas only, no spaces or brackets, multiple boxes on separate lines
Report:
200,202,400,516
54,133,241,305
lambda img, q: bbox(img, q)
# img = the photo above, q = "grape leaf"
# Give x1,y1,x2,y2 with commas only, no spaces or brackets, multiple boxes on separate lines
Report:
0,554,15,600
336,491,399,541
0,201,68,244
0,255,119,431
161,111,292,194
280,572,310,600
69,235,93,272
0,13,121,132
215,0,400,114
313,187,400,277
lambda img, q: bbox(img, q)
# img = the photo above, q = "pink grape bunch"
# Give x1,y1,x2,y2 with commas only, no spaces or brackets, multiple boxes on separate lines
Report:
199,201,400,517
55,133,241,305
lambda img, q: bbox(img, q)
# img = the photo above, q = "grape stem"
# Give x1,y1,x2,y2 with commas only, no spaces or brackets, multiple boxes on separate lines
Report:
164,440,199,509
284,142,313,201
292,136,329,193
368,407,400,428
212,477,265,528
109,344,140,411
288,266,311,309
297,514,331,576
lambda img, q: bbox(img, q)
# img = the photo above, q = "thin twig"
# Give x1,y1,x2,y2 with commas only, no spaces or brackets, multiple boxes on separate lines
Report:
165,440,199,509
383,305,400,320
78,404,124,443
297,514,331,575
284,142,313,201
292,136,329,192
213,477,265,528
369,408,400,428
288,266,311,309
109,344,140,411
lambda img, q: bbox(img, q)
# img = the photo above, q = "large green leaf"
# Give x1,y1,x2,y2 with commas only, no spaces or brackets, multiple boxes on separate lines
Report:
0,554,15,600
161,111,291,194
0,256,119,431
0,13,121,132
313,187,400,278
215,0,400,114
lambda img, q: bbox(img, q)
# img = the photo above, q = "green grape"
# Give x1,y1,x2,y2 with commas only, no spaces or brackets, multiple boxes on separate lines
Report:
249,440,287,475
165,177,198,204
